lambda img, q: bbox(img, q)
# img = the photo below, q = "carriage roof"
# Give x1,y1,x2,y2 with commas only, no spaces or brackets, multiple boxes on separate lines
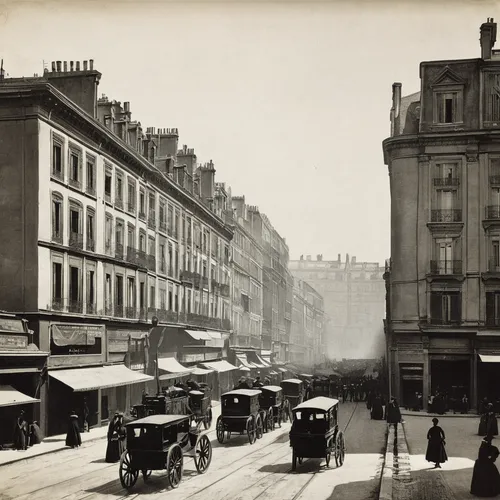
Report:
189,390,205,396
281,378,303,385
260,385,282,392
223,389,262,397
126,414,189,427
292,396,339,412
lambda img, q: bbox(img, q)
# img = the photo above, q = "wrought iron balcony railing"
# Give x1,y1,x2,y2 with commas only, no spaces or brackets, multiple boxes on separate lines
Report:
69,178,81,190
490,175,500,185
68,300,83,314
86,238,95,252
430,260,463,275
428,317,461,326
433,177,460,187
127,202,135,213
69,232,84,250
147,254,156,271
115,197,124,210
148,213,156,229
126,246,137,264
86,185,96,197
430,209,462,223
138,210,146,221
115,243,124,260
488,259,500,273
52,231,63,244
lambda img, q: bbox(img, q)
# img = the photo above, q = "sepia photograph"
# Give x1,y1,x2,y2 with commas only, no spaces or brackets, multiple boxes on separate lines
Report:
1,0,500,498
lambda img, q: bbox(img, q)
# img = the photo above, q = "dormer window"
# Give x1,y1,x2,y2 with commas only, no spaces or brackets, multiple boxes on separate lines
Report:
430,66,465,126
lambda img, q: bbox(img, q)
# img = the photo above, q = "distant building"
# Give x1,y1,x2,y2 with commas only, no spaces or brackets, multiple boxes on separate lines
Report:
289,254,385,359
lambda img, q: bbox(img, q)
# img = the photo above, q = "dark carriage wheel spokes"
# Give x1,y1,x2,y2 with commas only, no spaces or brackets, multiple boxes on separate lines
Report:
256,415,264,440
142,469,152,481
247,417,257,445
292,449,297,471
203,408,213,430
325,452,331,467
167,444,184,489
119,451,138,490
194,434,212,474
216,416,225,444
267,409,273,432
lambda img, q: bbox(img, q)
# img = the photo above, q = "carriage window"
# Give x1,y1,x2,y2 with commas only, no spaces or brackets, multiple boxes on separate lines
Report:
163,427,176,442
178,420,189,433
233,398,239,404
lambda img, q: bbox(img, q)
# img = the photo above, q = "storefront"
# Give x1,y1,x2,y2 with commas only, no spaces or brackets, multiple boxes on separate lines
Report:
200,359,239,396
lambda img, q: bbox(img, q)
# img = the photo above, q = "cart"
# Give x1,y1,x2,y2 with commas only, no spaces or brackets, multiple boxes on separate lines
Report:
188,389,213,429
259,385,284,431
281,379,304,423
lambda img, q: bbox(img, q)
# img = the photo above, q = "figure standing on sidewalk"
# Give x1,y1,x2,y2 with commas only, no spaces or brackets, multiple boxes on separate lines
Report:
13,410,28,450
386,397,402,429
82,397,90,432
65,410,82,449
425,418,448,469
479,403,499,437
470,434,500,497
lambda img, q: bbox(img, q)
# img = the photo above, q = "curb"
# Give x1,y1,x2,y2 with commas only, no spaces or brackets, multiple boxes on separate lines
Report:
401,411,477,419
378,425,394,500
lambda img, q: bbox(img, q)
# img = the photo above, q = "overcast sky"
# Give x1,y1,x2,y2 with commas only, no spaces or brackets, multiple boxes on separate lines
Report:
0,0,497,265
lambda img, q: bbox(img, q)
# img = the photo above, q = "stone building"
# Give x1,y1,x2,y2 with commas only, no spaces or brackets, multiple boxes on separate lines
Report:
289,254,385,360
383,18,500,410
0,60,234,434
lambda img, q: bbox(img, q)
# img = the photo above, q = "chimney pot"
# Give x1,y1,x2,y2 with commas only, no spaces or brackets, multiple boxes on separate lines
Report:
124,101,130,112
83,60,88,70
480,18,497,60
56,61,62,72
51,61,56,72
76,61,80,71
70,61,74,71
63,61,67,72
89,59,94,70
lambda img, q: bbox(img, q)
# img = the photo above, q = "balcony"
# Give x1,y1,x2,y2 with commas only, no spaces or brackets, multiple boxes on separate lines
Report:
52,231,63,245
490,175,500,186
159,221,167,233
115,243,124,260
115,197,124,210
139,307,147,320
429,260,463,275
104,304,113,316
68,300,83,314
430,209,462,223
51,168,63,181
139,210,146,221
125,306,136,319
147,212,156,229
147,254,156,271
104,192,111,204
428,317,461,326
211,279,219,291
86,238,95,252
126,246,137,264
69,232,84,250
220,284,230,297
68,178,82,190
180,270,195,285
86,185,96,197
433,177,460,187
114,305,124,318
87,303,96,315
136,250,147,268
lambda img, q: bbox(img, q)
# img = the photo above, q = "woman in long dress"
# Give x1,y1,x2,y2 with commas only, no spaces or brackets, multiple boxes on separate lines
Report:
371,394,384,420
425,418,448,468
65,411,82,448
13,411,28,450
29,421,44,446
471,435,500,497
105,413,126,463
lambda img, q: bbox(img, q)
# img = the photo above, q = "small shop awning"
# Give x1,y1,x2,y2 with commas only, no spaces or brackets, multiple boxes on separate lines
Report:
201,360,238,372
157,357,193,377
261,350,272,364
0,385,40,407
239,366,251,372
184,330,212,342
206,331,224,348
269,370,279,375
256,354,271,367
235,352,256,369
479,354,500,363
192,367,214,376
49,365,153,392
278,367,288,373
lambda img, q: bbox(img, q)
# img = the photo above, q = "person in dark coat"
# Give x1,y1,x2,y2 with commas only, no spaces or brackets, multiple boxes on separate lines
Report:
371,394,384,420
253,377,263,388
82,397,90,432
470,434,500,497
13,410,28,450
65,411,82,448
487,404,499,437
187,378,201,391
461,394,470,414
105,412,126,463
29,420,44,446
386,397,402,428
425,418,447,468
479,397,490,415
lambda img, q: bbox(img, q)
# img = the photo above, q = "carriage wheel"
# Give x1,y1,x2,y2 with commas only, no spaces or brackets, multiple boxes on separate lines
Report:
203,407,213,430
325,452,331,467
247,417,257,444
216,416,225,444
166,444,184,489
255,414,264,440
119,451,138,490
142,469,152,481
335,433,345,467
194,435,212,474
266,409,273,432
292,449,297,471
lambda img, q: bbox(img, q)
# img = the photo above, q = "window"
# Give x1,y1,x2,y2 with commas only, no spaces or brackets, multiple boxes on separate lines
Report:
69,148,81,188
174,210,179,238
115,174,124,208
148,193,156,224
159,200,166,231
492,240,500,271
52,134,64,179
52,261,63,308
139,231,146,253
52,193,63,243
104,168,112,201
434,91,462,124
430,291,461,325
160,243,166,273
105,214,113,254
86,208,95,251
69,202,83,249
86,156,96,196
149,285,156,308
115,275,124,307
168,284,173,310
485,72,500,123
127,180,136,213
69,265,82,312
115,220,124,258
434,162,459,188
86,267,95,314
139,189,146,218
174,285,179,312
160,287,167,310
139,281,145,309
486,292,500,326
105,273,112,314
127,225,135,253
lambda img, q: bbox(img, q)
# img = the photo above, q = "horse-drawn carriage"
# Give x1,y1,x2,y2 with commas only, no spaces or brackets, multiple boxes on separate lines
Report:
258,385,284,431
119,414,212,490
311,377,332,398
216,389,263,445
289,396,346,471
281,379,304,422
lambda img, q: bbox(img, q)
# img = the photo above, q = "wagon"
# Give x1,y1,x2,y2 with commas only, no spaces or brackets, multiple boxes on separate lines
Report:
258,385,284,431
216,389,263,445
188,389,213,429
132,390,190,420
119,414,212,490
311,378,332,398
289,396,346,471
280,379,304,422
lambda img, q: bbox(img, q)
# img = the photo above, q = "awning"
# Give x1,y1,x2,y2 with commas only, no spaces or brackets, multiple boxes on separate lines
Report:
0,385,40,407
278,367,288,373
192,367,214,375
201,360,238,372
206,331,224,348
269,370,279,375
256,354,271,367
479,354,500,363
157,357,193,377
235,352,256,369
184,330,212,342
49,365,153,392
239,366,251,372
261,350,272,364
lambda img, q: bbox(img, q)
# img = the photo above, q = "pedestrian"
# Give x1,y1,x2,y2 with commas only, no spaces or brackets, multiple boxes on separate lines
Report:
65,410,82,448
105,412,126,463
386,397,402,429
82,397,90,432
461,394,470,414
13,410,28,450
28,420,44,446
425,418,447,469
470,434,500,497
371,393,384,420
479,404,499,437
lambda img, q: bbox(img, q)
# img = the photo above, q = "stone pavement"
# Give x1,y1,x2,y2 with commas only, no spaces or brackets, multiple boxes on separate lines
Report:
0,400,221,468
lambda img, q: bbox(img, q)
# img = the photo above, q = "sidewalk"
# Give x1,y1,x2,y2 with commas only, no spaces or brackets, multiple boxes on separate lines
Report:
401,409,477,419
0,400,221,468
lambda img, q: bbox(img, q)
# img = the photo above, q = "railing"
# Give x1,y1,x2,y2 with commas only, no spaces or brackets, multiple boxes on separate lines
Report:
69,232,84,249
87,303,96,315
147,254,156,271
115,197,124,210
115,243,124,260
86,185,96,197
488,259,500,273
430,260,462,275
104,192,111,204
433,177,460,187
139,210,146,221
126,246,137,264
69,178,81,190
428,317,461,326
68,300,83,314
127,202,135,213
105,241,112,255
486,206,500,220
86,238,95,252
136,250,147,268
159,221,167,233
220,284,230,297
52,231,63,244
180,270,195,284
125,306,136,319
430,209,462,223
486,316,500,327
51,168,63,181
148,213,156,229
490,175,500,185
104,304,113,316
114,305,124,318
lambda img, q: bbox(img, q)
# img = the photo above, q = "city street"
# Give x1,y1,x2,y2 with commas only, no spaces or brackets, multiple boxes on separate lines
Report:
0,402,386,500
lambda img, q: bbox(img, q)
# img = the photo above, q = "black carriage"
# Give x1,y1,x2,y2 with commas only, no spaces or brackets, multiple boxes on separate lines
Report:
258,385,283,431
119,414,212,490
280,378,304,422
311,378,332,398
188,389,213,429
132,389,190,420
289,396,346,471
216,389,263,445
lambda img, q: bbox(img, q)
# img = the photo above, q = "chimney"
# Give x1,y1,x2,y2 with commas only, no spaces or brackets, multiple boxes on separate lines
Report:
199,160,216,204
46,58,101,118
63,61,67,72
156,128,179,158
300,255,303,261
124,101,130,113
176,145,197,176
70,61,74,71
232,196,245,219
83,60,88,71
480,18,497,60
90,59,94,70
76,61,80,71
391,82,402,136
51,61,56,72
338,253,341,263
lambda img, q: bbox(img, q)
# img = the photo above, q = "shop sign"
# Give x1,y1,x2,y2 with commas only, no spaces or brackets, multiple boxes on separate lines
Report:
108,329,146,341
0,334,28,349
131,363,145,371
51,323,104,355
0,318,25,333
181,353,205,363
402,374,423,380
204,351,219,361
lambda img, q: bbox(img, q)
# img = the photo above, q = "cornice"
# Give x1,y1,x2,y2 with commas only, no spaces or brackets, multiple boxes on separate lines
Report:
0,83,233,241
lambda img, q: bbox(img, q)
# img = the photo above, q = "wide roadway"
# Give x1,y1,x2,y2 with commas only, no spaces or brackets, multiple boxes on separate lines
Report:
0,402,386,500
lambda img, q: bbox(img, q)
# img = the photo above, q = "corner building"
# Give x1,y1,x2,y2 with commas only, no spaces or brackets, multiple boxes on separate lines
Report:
383,18,500,410
0,60,233,434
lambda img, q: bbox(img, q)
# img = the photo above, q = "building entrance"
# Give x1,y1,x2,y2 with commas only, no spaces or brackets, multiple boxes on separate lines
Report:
430,359,470,401
477,356,500,407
